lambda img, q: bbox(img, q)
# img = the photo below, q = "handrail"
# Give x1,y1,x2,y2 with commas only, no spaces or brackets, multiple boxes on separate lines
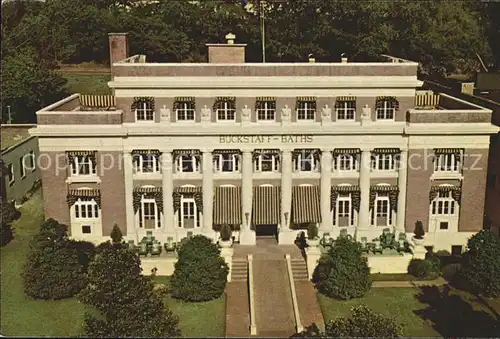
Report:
248,254,257,335
285,254,304,333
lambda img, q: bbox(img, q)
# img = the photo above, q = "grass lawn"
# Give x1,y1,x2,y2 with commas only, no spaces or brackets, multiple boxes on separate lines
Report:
318,286,500,337
1,191,226,337
0,190,87,337
371,273,433,281
62,73,112,95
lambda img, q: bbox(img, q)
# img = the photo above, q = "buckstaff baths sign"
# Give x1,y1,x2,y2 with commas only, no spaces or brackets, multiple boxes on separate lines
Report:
219,135,313,144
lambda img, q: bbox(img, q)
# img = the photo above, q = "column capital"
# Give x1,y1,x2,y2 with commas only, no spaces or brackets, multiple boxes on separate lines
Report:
281,149,292,154
361,148,372,153
321,148,332,153
159,149,172,154
241,149,254,154
200,148,214,154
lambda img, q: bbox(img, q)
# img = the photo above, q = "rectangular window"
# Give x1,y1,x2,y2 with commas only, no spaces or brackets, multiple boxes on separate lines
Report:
74,198,99,219
376,100,396,120
142,201,157,229
336,101,356,121
337,195,353,227
7,164,14,184
176,101,196,121
371,154,397,171
297,100,316,121
214,154,240,173
371,195,391,226
134,154,160,174
295,151,318,172
82,225,92,234
176,155,200,173
216,100,236,121
71,156,96,176
256,100,276,121
255,154,280,172
136,101,154,121
334,154,357,171
439,221,449,230
434,154,461,172
28,151,35,171
19,156,26,178
181,199,199,229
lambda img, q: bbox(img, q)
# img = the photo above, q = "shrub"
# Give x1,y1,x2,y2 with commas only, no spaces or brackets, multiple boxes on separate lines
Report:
22,218,86,299
442,263,462,283
407,258,440,280
220,224,232,241
68,240,96,272
110,224,123,244
170,235,229,301
460,230,500,297
1,199,20,224
307,223,318,239
325,305,402,337
413,220,425,239
78,246,180,337
314,237,372,300
0,222,13,247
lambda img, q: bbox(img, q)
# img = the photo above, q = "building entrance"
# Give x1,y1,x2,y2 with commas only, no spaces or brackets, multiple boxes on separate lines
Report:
255,224,278,237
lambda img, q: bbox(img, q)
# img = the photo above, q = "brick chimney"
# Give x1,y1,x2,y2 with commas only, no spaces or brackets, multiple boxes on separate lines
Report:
108,33,129,64
206,33,247,63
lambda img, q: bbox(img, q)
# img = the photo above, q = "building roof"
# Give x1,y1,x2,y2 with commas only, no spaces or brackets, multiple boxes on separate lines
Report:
0,124,36,152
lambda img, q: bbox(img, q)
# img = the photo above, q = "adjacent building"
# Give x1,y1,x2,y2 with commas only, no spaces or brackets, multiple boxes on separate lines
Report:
1,124,40,205
30,33,499,252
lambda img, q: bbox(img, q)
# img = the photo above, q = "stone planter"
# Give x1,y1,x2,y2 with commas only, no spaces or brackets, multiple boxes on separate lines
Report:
412,236,424,246
219,239,233,248
306,238,320,247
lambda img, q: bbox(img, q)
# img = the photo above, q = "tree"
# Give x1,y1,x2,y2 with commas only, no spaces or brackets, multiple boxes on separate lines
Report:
22,218,86,300
170,235,229,301
0,199,20,246
1,48,67,123
460,230,500,297
313,236,372,300
78,246,180,337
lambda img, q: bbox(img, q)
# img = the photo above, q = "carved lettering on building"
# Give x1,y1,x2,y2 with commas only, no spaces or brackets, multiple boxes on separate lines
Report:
219,135,313,144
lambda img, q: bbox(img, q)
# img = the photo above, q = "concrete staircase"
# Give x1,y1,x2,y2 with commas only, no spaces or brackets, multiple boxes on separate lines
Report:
291,258,309,281
231,257,248,282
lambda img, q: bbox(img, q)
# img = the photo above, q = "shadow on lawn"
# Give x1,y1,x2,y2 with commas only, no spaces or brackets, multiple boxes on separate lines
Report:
414,285,500,337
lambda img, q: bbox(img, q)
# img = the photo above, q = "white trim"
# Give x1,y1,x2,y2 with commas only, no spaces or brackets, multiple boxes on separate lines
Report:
112,61,419,67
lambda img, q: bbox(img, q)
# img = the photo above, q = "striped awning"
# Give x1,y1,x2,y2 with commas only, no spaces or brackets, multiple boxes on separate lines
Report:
331,185,361,211
66,150,96,157
434,148,463,154
174,97,195,102
291,186,321,224
297,96,316,102
213,186,242,225
131,149,161,155
252,186,281,225
67,188,101,207
172,149,200,160
79,95,116,108
332,148,361,155
213,149,242,155
256,97,276,102
173,186,203,212
132,186,163,213
252,149,280,162
370,185,399,192
134,186,162,194
372,148,401,154
376,96,399,110
429,185,461,203
336,96,356,102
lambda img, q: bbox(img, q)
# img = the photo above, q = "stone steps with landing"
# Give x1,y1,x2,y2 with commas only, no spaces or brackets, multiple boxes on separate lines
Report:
225,281,251,337
231,258,248,282
291,258,309,281
253,258,296,337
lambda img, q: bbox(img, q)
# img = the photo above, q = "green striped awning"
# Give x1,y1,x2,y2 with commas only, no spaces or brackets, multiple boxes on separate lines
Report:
66,150,96,157
252,186,281,225
131,149,161,155
376,96,399,110
429,185,462,203
256,97,276,102
336,96,356,102
297,96,316,102
332,148,361,155
134,186,162,194
132,186,162,213
67,188,101,207
172,186,203,212
330,186,361,212
370,185,399,192
172,149,201,160
213,149,242,155
79,95,116,108
174,97,195,102
213,186,242,225
291,186,321,224
434,148,463,154
372,148,401,154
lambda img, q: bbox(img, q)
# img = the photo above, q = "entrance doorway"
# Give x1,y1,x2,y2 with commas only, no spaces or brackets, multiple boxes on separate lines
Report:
255,224,278,237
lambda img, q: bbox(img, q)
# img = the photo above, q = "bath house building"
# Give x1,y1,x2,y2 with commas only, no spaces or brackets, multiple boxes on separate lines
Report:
30,33,499,252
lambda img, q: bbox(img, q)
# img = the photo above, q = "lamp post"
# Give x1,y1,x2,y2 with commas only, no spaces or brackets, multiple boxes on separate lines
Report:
284,212,289,228
245,212,250,229
7,106,12,124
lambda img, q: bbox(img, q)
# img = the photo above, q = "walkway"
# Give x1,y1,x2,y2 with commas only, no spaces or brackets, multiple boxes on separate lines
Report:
253,257,296,337
372,277,447,288
234,236,303,259
225,282,250,337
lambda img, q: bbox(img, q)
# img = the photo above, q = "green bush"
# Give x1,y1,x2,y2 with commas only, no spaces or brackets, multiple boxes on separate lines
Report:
314,237,372,300
68,240,96,273
22,218,86,299
460,230,500,297
325,305,402,337
407,258,440,280
442,263,462,283
110,224,123,244
413,220,425,239
170,235,229,301
0,222,13,247
220,224,232,241
78,246,180,337
307,223,318,239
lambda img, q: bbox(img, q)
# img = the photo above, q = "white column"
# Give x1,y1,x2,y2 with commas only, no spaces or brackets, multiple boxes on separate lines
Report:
396,150,408,233
320,149,333,232
161,151,175,234
202,150,214,237
123,152,137,242
358,149,371,230
240,150,256,245
280,150,292,230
